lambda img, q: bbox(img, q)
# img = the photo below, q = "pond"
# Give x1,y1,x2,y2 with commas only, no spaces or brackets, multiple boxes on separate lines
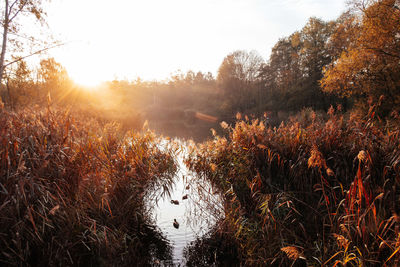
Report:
148,140,224,266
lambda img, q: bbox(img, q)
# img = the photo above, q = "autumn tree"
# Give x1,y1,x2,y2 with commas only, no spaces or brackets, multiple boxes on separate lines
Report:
0,0,49,84
0,0,54,109
326,11,361,62
297,18,338,110
38,57,72,103
217,50,263,113
260,17,340,112
4,59,34,107
321,0,400,114
259,34,302,111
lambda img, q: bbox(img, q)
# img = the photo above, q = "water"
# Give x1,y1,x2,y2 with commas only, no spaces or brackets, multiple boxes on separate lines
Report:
149,140,223,266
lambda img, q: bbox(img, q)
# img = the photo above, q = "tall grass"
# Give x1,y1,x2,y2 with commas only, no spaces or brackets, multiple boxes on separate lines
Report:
186,107,400,266
0,105,177,266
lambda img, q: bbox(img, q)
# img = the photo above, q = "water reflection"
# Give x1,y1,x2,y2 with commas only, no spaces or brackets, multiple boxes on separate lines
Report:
148,140,223,266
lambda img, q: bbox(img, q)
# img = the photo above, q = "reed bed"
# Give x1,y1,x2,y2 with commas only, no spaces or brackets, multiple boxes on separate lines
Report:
0,105,177,266
186,107,400,266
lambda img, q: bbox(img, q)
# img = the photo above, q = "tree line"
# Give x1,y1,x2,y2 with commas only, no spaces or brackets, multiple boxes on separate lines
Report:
1,0,399,137
218,0,399,120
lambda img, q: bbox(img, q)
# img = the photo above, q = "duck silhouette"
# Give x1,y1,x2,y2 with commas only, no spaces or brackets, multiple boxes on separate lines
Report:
182,194,188,200
173,219,179,229
170,199,179,205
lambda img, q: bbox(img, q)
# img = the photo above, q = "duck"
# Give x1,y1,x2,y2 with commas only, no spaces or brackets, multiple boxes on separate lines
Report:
173,219,179,229
170,199,179,205
182,194,188,200
185,185,190,190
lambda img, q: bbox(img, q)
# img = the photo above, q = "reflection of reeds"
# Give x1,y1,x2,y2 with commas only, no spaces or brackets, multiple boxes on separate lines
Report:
171,140,224,235
0,106,176,265
186,108,400,265
184,172,224,233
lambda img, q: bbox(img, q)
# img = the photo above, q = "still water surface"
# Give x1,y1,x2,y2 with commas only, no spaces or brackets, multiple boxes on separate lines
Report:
150,141,223,265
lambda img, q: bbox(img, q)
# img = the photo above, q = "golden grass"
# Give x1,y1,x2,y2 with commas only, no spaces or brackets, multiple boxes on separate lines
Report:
186,106,400,265
0,105,176,265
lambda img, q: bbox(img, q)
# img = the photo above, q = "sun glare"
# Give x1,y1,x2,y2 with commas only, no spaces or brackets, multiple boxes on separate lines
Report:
47,0,346,83
71,72,102,89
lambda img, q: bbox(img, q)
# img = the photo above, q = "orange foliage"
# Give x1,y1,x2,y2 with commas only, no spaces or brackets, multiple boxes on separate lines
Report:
321,0,400,112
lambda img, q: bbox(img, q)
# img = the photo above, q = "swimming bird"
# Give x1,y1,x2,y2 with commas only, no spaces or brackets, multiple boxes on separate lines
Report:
185,185,190,190
182,194,188,200
173,219,179,229
170,199,179,205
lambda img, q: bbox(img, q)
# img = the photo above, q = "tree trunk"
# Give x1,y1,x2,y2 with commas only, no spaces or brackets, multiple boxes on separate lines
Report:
6,77,13,110
0,0,10,85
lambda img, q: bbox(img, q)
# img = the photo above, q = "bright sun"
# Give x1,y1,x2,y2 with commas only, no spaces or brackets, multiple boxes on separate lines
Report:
48,0,347,84
62,49,106,89
53,41,110,89
71,71,102,88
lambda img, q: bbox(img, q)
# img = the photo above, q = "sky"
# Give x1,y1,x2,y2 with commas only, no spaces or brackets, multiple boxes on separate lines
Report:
46,0,348,86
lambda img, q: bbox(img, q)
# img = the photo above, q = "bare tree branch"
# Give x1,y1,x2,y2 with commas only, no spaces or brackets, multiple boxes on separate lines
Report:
4,42,67,68
9,1,28,23
8,0,19,14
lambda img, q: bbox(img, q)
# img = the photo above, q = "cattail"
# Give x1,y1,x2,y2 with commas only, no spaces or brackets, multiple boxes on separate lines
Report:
357,150,367,162
211,128,217,136
281,246,301,261
326,168,335,176
333,233,350,250
339,224,350,237
308,145,327,169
